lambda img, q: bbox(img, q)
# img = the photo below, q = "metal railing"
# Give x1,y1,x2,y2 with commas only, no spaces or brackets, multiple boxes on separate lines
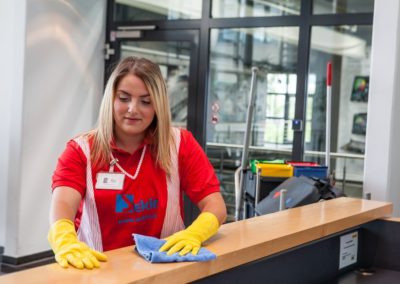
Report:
206,142,364,160
206,142,365,220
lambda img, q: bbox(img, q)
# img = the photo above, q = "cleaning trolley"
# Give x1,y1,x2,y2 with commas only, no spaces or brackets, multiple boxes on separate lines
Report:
235,63,342,220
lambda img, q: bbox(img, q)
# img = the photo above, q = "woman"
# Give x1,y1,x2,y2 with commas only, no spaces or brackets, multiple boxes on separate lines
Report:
48,57,227,269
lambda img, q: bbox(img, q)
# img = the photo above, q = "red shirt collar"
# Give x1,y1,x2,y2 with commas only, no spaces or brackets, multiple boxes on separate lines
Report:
110,134,154,155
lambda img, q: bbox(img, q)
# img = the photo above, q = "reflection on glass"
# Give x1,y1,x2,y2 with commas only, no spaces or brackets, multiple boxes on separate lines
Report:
114,0,202,21
120,41,191,128
306,25,372,184
212,0,301,18
207,27,299,152
313,0,374,14
304,74,316,144
267,95,286,117
206,27,298,219
264,73,296,145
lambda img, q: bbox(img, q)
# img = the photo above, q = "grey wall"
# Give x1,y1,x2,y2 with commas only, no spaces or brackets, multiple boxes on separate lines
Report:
0,0,106,257
0,0,26,250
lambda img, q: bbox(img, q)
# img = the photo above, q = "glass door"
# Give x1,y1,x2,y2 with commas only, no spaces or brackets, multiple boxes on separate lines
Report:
108,30,199,131
107,29,200,223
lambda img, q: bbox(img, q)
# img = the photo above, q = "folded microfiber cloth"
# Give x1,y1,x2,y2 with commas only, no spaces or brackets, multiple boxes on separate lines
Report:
133,234,216,263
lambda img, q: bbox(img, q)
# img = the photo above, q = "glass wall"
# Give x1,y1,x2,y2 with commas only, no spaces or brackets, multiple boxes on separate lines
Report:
206,27,299,218
305,25,372,185
108,0,374,221
114,0,202,21
313,0,374,14
120,41,191,128
212,0,301,17
207,27,299,149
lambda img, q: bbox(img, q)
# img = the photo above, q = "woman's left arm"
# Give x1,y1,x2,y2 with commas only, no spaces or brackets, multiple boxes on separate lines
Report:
158,130,227,256
197,192,227,225
158,191,227,256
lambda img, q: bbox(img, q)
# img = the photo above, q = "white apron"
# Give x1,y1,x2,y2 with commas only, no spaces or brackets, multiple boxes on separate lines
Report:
73,127,185,251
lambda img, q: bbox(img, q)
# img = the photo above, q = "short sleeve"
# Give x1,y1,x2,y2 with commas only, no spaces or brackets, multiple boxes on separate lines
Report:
178,129,220,204
51,139,87,197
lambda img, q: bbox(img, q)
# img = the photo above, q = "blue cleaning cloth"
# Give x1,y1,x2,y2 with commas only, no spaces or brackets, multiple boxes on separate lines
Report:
133,234,216,263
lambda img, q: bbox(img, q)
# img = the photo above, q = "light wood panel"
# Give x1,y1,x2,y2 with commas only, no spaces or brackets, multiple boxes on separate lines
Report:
0,197,392,284
381,217,400,222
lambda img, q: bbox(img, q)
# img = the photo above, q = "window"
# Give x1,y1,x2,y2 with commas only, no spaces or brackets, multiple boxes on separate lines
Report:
313,0,374,14
207,27,299,153
305,25,372,182
114,0,202,21
107,0,374,220
212,0,301,18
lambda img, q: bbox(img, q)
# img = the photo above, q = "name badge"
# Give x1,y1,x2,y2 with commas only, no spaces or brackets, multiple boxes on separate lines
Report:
96,172,125,190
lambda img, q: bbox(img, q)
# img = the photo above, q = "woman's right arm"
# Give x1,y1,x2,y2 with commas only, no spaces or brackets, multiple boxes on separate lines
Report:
49,186,82,225
48,186,107,269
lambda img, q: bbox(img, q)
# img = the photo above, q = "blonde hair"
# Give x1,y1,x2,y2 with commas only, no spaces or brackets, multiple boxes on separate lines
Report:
88,57,175,175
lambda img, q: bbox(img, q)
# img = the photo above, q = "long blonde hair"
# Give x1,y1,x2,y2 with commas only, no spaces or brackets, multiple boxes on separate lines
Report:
88,57,174,175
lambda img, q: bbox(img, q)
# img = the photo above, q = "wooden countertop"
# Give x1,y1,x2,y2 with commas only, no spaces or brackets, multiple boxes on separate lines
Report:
381,217,400,222
0,197,392,284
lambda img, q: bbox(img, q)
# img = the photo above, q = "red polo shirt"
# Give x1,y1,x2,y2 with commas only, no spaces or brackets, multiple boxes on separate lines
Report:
52,129,220,251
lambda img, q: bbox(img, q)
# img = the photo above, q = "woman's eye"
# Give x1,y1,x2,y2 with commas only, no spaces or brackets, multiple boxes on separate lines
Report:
118,95,129,102
142,100,151,105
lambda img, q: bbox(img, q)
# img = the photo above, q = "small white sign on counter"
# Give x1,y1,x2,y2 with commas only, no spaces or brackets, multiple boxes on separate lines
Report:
339,231,358,269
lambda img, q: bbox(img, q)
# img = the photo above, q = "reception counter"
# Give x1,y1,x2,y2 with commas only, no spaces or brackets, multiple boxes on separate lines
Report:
0,197,393,283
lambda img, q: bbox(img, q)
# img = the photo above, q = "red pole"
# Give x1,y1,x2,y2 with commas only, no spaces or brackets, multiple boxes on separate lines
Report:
326,62,332,175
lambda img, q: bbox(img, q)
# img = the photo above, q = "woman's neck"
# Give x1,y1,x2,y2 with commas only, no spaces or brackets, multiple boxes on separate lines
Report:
114,132,145,154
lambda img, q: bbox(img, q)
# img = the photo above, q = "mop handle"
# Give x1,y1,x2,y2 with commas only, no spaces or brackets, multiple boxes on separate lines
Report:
240,67,259,170
235,67,259,221
326,62,332,175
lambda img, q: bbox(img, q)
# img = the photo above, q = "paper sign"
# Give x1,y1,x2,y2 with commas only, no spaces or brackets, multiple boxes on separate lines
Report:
339,231,358,269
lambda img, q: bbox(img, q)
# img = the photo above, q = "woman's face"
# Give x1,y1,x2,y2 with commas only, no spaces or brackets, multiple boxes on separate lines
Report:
113,73,156,141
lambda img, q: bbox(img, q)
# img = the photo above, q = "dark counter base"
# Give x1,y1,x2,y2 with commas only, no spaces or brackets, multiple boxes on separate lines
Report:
0,250,54,274
195,219,400,284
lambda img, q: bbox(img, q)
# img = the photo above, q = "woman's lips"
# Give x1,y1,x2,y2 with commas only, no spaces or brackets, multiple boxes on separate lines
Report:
124,117,141,123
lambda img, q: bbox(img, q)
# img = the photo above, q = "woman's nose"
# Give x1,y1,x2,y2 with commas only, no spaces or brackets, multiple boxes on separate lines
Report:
128,100,137,113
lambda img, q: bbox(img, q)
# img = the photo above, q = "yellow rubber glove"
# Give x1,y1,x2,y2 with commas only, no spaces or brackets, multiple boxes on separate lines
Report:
47,219,107,269
159,212,219,256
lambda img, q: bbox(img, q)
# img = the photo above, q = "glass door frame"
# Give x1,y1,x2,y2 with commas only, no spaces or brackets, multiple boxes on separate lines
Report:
106,0,374,160
105,29,200,135
104,0,375,221
104,28,202,224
